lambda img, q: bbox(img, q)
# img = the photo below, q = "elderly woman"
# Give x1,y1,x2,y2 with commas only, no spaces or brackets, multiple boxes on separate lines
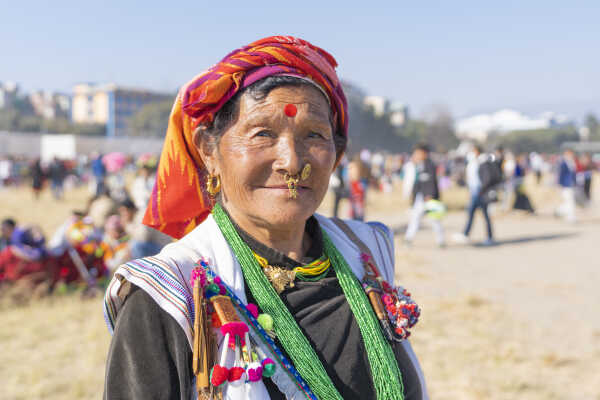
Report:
103,36,427,400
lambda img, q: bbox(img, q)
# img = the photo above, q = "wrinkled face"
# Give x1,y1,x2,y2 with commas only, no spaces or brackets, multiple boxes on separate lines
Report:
200,85,338,230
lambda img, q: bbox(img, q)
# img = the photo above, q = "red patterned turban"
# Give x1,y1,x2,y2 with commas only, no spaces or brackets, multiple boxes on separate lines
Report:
143,36,348,239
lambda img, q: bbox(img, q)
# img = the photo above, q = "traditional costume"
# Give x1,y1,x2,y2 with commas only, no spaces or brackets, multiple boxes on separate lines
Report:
103,36,428,400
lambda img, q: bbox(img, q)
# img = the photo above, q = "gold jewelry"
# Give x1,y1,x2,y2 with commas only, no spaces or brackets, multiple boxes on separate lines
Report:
206,174,221,197
253,252,296,293
284,173,299,199
301,163,311,181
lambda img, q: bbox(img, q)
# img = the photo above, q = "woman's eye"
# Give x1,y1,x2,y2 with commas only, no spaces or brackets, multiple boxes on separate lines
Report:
255,130,273,138
308,131,324,139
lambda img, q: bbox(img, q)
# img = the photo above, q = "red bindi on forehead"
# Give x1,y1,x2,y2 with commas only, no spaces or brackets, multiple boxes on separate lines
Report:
284,103,297,117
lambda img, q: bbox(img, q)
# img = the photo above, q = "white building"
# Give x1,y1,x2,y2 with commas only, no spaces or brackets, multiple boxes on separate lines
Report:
455,109,572,141
389,102,409,126
364,96,388,117
29,91,71,119
0,81,19,109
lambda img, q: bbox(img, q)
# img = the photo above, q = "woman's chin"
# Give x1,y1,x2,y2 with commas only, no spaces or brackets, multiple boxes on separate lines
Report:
253,199,319,227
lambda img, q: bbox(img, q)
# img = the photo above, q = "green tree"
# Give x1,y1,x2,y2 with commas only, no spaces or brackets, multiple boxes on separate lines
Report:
584,113,599,140
420,104,459,152
0,109,20,130
128,99,173,137
489,126,579,153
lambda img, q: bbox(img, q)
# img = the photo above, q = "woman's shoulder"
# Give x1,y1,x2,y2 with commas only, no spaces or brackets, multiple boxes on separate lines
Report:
315,215,396,283
316,215,394,246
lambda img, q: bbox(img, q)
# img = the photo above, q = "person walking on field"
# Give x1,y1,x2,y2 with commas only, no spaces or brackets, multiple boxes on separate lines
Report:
555,148,577,222
403,144,445,247
454,145,498,246
48,157,66,200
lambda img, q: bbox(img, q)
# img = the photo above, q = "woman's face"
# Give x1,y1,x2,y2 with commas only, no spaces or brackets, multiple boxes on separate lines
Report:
201,85,338,230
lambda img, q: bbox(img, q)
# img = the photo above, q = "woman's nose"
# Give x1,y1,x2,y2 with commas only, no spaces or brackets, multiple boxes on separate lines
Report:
274,135,303,176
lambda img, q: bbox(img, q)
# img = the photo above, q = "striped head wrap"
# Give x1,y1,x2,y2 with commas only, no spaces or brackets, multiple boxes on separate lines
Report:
143,36,348,239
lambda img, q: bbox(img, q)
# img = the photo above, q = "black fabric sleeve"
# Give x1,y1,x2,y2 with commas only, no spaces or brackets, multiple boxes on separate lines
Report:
391,341,424,400
104,285,193,400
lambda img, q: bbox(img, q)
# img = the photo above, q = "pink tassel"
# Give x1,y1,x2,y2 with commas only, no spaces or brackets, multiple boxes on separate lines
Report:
247,303,259,319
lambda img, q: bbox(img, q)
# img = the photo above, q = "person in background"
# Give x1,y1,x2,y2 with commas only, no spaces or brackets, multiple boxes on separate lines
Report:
454,145,495,245
512,154,535,213
101,215,130,273
500,150,515,211
555,148,577,222
106,170,129,203
0,156,12,189
578,153,594,204
91,152,107,197
117,199,171,259
530,152,544,184
48,157,66,200
403,144,445,247
348,156,366,221
130,165,155,211
0,218,47,282
331,156,349,218
30,157,45,199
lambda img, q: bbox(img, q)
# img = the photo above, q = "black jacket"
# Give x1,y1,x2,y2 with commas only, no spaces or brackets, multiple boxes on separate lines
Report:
412,159,439,203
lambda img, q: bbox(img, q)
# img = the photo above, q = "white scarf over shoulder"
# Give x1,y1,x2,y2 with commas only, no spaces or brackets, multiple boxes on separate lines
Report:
104,214,428,400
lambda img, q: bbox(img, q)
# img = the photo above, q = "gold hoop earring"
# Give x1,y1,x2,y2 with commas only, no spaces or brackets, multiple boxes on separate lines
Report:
206,174,221,198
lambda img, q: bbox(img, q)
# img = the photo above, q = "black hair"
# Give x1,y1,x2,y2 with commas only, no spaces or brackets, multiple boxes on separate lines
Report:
414,143,430,153
1,218,16,228
118,198,137,211
199,75,347,157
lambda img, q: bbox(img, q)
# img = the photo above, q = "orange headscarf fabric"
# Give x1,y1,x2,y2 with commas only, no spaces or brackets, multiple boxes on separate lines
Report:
143,36,348,239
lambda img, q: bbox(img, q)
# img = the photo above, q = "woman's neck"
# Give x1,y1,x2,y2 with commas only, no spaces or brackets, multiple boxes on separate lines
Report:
222,205,310,262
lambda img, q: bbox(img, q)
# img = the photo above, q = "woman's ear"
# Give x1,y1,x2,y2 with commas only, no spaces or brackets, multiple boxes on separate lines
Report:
193,126,217,173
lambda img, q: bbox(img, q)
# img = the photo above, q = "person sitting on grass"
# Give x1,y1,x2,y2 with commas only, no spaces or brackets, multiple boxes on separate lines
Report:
0,218,47,283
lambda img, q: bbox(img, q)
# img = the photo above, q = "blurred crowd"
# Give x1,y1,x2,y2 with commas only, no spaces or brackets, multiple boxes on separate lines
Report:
331,146,596,218
0,145,597,293
0,152,171,293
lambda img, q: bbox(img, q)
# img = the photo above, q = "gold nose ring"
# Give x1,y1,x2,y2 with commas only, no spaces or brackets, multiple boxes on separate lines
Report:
284,173,300,199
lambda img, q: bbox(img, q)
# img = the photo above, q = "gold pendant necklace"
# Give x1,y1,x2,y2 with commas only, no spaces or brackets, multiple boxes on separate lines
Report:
262,264,296,294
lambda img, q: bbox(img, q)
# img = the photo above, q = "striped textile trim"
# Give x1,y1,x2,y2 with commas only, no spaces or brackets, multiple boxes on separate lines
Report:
103,256,194,340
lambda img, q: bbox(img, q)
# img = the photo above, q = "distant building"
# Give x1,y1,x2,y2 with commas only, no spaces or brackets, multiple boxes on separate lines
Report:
29,91,71,119
0,81,19,109
455,109,573,142
72,83,171,137
389,102,409,127
363,96,388,117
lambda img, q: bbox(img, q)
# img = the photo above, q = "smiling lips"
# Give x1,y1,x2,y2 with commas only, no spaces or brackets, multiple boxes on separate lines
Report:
263,185,310,190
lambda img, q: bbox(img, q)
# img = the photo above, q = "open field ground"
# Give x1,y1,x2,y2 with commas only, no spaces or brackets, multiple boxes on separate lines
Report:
1,176,599,399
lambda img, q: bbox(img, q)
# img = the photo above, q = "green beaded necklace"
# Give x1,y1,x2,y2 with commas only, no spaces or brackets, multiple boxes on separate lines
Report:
212,204,404,400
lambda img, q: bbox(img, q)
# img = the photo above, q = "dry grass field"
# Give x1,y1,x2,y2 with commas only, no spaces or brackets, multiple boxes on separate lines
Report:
1,176,599,399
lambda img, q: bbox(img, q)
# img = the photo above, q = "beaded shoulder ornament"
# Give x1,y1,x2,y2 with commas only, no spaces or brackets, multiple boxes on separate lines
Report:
360,252,420,341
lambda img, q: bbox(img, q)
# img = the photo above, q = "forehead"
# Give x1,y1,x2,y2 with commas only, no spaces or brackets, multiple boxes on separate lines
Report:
239,85,331,123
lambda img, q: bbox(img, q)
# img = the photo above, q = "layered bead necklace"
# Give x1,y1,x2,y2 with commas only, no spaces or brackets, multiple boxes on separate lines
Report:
212,204,404,400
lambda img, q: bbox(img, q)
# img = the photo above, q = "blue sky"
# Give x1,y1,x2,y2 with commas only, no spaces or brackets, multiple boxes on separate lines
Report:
2,1,599,119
